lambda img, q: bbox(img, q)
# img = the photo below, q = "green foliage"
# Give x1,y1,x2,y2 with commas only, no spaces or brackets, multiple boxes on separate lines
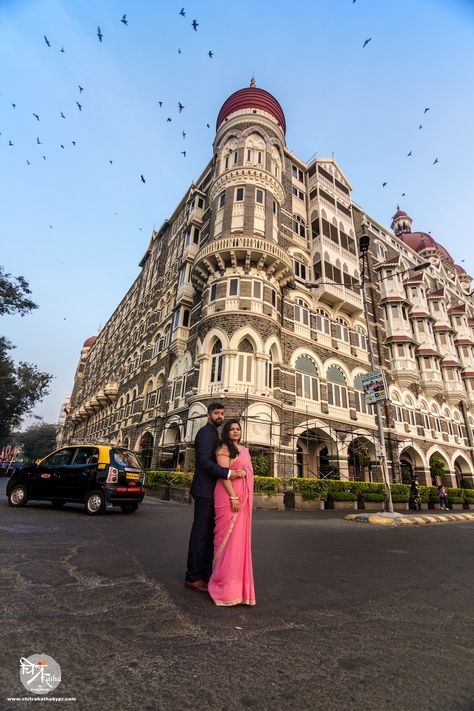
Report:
290,478,326,500
251,454,270,477
0,338,52,437
145,470,193,488
461,488,474,500
361,493,385,502
465,497,474,504
0,266,38,317
448,496,465,504
461,478,474,489
16,423,59,461
391,493,409,502
329,491,358,501
419,485,437,503
429,454,446,478
253,476,280,494
390,484,410,495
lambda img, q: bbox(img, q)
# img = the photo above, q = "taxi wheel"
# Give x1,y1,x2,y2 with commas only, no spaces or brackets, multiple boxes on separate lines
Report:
8,485,28,507
85,491,105,515
120,503,139,514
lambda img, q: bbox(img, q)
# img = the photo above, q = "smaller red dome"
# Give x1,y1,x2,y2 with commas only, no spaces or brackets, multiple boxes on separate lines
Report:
216,86,286,134
83,336,97,348
392,209,408,221
455,264,467,274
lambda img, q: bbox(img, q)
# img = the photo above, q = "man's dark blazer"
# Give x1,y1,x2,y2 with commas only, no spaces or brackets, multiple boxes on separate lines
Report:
190,422,229,498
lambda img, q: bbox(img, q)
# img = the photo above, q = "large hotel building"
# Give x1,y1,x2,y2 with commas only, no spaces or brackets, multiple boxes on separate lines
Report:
61,81,474,487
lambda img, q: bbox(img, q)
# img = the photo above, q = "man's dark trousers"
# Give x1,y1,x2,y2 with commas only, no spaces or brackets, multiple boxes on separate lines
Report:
186,496,215,582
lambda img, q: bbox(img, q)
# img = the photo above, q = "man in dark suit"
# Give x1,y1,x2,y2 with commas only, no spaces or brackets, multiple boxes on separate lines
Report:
185,402,246,591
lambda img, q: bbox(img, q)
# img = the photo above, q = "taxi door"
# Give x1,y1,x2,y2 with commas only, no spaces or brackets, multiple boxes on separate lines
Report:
29,448,76,500
56,447,100,501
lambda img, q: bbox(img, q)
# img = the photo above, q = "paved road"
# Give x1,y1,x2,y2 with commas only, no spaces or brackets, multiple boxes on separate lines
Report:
0,478,473,711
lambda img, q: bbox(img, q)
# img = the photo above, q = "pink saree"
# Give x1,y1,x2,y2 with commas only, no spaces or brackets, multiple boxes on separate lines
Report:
208,446,256,606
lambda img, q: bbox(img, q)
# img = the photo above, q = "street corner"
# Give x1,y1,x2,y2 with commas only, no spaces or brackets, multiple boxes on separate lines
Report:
344,511,474,526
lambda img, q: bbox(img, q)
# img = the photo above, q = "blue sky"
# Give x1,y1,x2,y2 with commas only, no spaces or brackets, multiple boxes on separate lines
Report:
1,0,473,426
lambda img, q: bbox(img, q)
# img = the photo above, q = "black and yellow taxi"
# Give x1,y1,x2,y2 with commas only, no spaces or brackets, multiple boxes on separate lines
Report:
6,443,145,515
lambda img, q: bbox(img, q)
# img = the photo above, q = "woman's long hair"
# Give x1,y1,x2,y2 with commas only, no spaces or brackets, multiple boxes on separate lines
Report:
220,419,242,460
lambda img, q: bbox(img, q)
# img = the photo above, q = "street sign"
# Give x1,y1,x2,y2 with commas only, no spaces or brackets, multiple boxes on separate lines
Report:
361,369,388,405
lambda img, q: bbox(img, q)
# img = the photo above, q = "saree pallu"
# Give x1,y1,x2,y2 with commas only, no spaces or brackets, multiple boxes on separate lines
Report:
208,447,256,606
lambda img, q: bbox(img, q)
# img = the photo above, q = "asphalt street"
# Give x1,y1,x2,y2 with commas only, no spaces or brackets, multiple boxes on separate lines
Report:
0,478,473,711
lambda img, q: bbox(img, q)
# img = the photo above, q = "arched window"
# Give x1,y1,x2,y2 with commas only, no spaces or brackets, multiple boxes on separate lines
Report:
354,325,367,350
295,356,319,401
326,366,348,408
431,403,442,433
354,374,369,414
335,317,350,344
315,308,331,335
294,298,310,326
391,391,403,422
156,374,164,406
266,344,279,389
145,379,156,410
154,333,163,356
405,395,416,426
419,399,430,429
292,214,306,238
210,340,223,384
237,338,254,383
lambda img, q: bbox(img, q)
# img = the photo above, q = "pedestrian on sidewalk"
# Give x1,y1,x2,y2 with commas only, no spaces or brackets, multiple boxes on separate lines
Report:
438,484,449,510
410,475,422,511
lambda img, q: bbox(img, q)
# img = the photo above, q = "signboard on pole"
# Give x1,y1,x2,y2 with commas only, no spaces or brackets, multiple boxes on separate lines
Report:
361,369,388,405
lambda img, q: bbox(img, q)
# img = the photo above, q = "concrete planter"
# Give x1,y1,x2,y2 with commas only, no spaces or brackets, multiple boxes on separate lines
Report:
428,502,442,510
253,492,285,511
328,500,358,510
169,486,192,505
393,501,409,511
145,485,170,500
360,500,385,510
285,492,323,510
449,502,464,510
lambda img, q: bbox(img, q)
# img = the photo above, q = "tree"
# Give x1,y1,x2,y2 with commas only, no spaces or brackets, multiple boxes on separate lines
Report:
17,423,60,461
0,265,52,437
0,266,38,317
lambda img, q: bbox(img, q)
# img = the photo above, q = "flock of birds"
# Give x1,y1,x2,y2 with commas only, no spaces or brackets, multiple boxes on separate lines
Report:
2,5,442,209
2,8,215,182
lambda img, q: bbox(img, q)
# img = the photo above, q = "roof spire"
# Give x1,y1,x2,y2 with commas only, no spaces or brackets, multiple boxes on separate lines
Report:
250,74,256,88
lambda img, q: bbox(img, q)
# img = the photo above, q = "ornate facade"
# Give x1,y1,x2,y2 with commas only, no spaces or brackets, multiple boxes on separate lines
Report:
61,81,474,487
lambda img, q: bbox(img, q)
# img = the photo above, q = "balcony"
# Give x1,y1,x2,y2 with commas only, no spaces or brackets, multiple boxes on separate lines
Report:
309,279,363,316
390,358,419,387
443,380,467,404
191,236,294,290
420,370,444,395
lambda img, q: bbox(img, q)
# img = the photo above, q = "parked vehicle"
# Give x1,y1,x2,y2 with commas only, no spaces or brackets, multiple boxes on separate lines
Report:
6,444,145,515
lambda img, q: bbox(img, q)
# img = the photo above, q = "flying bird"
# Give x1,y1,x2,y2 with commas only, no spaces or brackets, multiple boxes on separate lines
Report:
44,35,50,47
166,117,172,122
26,160,31,165
401,193,406,197
178,102,184,112
76,101,82,111
433,158,439,165
140,174,146,183
61,112,66,118
208,51,213,58
424,107,430,113
382,182,387,187
158,101,163,107
407,150,412,157
36,137,42,144
97,26,103,42
60,144,64,149
42,155,46,160
60,47,65,53
78,85,84,93
179,8,185,16
72,141,76,146
418,124,423,129
8,140,13,146
206,123,210,128
11,103,16,109
181,151,186,157
362,37,372,48
178,48,182,54
192,19,198,31
121,14,128,25
182,131,186,139
109,159,113,164
33,113,40,121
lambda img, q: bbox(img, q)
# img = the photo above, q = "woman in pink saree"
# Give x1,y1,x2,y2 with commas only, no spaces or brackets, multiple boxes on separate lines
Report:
208,419,256,606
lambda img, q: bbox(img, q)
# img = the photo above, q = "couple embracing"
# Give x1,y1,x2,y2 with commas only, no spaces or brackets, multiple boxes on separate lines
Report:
185,402,256,606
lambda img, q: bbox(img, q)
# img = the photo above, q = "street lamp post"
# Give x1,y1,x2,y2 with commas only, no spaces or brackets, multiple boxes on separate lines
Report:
358,235,393,512
305,239,430,513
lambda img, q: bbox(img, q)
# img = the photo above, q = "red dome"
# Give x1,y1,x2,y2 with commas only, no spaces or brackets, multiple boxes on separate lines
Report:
455,264,467,274
216,87,286,134
83,336,97,348
392,209,408,220
399,232,453,262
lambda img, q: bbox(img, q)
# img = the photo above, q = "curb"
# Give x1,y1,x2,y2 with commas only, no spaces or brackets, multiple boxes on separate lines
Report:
345,512,474,526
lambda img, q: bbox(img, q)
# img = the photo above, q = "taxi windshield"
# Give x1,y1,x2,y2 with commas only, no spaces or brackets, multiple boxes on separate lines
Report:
113,449,142,469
